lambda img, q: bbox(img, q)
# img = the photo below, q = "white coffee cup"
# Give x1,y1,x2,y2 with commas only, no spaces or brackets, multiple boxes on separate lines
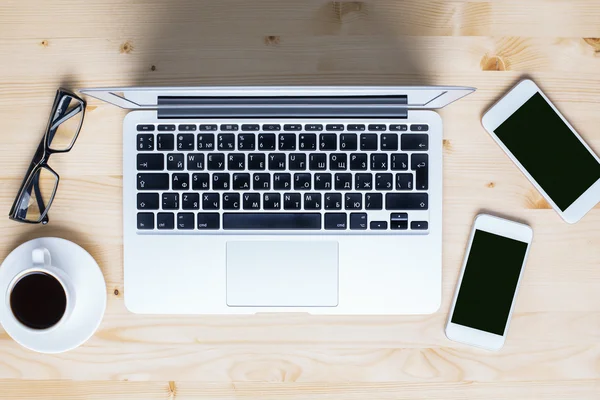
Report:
5,248,76,333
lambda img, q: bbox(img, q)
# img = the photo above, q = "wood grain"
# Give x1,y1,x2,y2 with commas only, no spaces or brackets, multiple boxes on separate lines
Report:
0,0,600,398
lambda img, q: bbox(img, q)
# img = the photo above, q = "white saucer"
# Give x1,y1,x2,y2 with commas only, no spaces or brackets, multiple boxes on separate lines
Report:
0,238,106,353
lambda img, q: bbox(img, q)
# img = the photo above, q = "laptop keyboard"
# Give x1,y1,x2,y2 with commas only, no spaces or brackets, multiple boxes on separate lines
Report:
135,121,431,233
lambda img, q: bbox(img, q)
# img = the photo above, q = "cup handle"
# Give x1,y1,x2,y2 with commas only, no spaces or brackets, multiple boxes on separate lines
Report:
32,248,51,268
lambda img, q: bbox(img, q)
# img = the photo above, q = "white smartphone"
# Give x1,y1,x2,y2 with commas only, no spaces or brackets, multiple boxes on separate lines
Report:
445,214,533,351
482,79,600,223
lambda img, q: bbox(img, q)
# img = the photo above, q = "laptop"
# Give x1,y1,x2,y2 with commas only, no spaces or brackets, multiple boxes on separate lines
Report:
80,86,474,314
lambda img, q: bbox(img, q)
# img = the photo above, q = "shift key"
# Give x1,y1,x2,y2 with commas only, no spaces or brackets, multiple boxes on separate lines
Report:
137,173,169,190
386,193,428,210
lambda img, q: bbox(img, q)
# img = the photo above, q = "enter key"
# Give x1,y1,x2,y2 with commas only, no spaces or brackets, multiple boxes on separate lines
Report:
411,154,428,190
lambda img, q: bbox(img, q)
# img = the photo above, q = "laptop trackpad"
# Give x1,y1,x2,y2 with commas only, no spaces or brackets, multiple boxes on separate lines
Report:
226,241,338,307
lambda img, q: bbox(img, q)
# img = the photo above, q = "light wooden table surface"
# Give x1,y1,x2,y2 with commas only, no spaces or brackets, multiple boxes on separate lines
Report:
1,1,600,399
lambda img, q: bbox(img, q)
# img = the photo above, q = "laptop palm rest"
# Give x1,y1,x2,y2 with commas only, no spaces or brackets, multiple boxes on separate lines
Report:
226,241,339,307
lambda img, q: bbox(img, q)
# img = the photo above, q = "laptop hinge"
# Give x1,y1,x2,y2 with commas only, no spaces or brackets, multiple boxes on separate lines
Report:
156,96,408,119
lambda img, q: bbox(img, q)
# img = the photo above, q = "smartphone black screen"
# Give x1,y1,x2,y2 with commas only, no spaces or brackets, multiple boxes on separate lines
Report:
494,92,600,211
451,230,528,335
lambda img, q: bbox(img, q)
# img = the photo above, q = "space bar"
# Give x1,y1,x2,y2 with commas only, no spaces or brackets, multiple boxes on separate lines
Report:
223,213,321,230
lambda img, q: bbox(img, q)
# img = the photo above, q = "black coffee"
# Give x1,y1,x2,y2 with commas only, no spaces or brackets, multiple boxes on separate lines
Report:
10,272,67,330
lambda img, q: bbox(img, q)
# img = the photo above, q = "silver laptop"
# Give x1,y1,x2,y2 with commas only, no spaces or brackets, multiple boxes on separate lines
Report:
81,86,474,314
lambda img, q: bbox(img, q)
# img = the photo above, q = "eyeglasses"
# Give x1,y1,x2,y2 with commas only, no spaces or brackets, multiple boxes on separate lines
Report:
9,88,86,224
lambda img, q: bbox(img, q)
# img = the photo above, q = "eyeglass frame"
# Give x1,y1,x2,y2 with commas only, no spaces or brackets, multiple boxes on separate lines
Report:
9,88,86,224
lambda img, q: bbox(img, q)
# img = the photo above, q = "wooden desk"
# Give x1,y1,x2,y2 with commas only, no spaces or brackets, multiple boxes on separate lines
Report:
1,1,599,398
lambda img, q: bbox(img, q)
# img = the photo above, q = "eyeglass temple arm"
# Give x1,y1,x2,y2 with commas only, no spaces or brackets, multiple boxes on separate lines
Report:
48,102,83,132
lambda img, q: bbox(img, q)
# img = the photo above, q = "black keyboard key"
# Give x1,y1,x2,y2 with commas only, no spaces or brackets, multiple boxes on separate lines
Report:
177,134,194,151
350,213,367,230
390,124,408,131
386,193,428,210
241,124,259,131
182,193,200,210
365,193,383,210
411,221,429,230
391,153,409,170
283,193,302,210
390,212,408,230
294,173,312,190
197,134,215,150
192,173,210,190
228,153,245,170
258,133,276,150
223,193,240,210
157,212,175,229
187,153,205,170
138,173,169,190
212,173,230,190
298,134,317,150
279,134,296,150
158,124,176,131
162,193,179,210
370,221,387,230
179,124,196,131
309,153,327,170
268,153,286,170
304,193,322,210
199,124,217,131
355,173,373,190
248,153,266,170
263,124,281,131
167,153,184,170
157,134,174,150
232,173,251,190
330,153,347,170
137,193,159,210
284,124,302,131
223,213,321,230
137,212,154,229
289,153,307,170
177,213,195,230
320,134,337,150
375,173,393,190
412,154,429,190
314,173,332,190
263,193,281,210
347,124,365,131
218,134,235,151
380,134,398,151
401,134,428,151
238,134,255,150
305,124,323,131
137,124,155,132
350,153,367,170
202,193,220,210
172,173,190,190
220,124,238,131
360,134,377,150
197,213,220,229
137,134,154,151
340,134,358,150
325,213,347,230
396,173,413,190
324,193,342,210
253,173,270,190
137,154,163,171
410,124,429,132
207,153,225,170
370,154,388,171
274,173,292,190
243,193,261,210
326,124,344,131
335,173,352,190
368,124,386,131
345,193,362,210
